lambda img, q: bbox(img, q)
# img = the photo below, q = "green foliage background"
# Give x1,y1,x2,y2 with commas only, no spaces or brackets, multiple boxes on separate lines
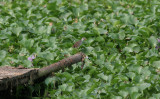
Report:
1,0,160,98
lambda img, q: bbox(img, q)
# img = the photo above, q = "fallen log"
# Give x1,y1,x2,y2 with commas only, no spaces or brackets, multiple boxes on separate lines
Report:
0,52,85,91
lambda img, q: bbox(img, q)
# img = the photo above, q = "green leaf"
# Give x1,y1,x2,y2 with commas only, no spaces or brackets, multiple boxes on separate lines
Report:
12,27,22,36
110,96,122,99
118,32,125,40
0,18,4,24
63,72,72,81
126,72,135,80
130,92,141,99
45,77,56,86
118,90,129,98
149,97,156,99
123,47,133,52
138,83,151,92
153,93,160,99
148,36,157,47
84,75,91,82
87,83,98,94
47,2,57,11
0,50,6,62
20,39,34,49
39,52,55,60
121,14,138,25
59,84,67,91
128,65,142,74
123,43,139,53
80,4,88,11
109,33,119,39
141,67,151,77
97,73,108,81
108,53,117,62
23,60,32,67
67,84,73,92
106,42,114,48
153,61,160,69
98,28,108,34
133,46,140,53
127,87,139,95
85,47,94,53
96,36,105,42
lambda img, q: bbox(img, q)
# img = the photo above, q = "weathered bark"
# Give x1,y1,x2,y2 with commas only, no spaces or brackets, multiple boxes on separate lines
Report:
38,52,84,78
0,66,38,91
0,52,84,91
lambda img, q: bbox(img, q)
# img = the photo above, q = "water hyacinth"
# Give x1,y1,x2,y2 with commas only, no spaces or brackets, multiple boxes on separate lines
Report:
28,55,35,62
28,55,36,67
156,46,160,49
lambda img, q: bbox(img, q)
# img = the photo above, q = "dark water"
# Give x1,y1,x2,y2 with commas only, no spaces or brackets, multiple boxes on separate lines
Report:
0,83,46,99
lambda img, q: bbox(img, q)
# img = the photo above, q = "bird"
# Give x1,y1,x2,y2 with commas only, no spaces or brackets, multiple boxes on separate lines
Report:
72,37,86,48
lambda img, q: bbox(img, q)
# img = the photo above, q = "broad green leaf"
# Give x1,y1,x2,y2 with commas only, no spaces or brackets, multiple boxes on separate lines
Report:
63,72,72,81
96,36,105,42
148,36,157,47
153,93,160,99
0,50,7,62
95,59,104,66
45,77,56,86
108,53,117,62
130,92,141,99
113,20,121,27
127,87,139,95
138,83,151,92
85,47,94,53
80,3,88,11
109,33,119,39
97,73,108,81
0,18,4,24
133,46,140,53
141,67,151,77
23,60,32,67
84,75,91,82
39,52,55,60
12,27,22,36
106,42,114,47
98,29,108,34
118,32,125,40
67,84,73,92
149,97,156,99
128,65,142,74
153,61,160,69
59,84,67,91
123,47,133,52
145,48,158,58
87,83,98,94
126,72,135,80
121,14,138,25
110,96,122,99
118,90,128,98
20,39,34,49
47,2,57,11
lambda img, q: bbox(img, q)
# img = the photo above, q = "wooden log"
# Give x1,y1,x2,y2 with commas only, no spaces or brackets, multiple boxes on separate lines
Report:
0,52,84,91
38,52,84,77
0,66,38,91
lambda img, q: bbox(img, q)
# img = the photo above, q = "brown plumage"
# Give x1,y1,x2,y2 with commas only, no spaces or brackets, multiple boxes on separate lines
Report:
72,38,86,48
